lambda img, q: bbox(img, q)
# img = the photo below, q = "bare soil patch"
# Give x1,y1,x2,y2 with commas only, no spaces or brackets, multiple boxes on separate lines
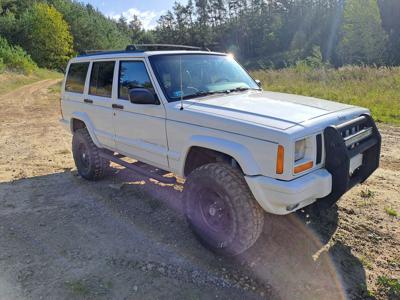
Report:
0,80,398,299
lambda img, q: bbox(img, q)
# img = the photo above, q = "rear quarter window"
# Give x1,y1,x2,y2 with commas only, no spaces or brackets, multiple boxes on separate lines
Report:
65,62,89,93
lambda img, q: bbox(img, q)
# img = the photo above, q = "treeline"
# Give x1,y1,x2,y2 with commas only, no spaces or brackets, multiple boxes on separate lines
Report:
0,0,399,72
152,0,400,68
0,0,133,71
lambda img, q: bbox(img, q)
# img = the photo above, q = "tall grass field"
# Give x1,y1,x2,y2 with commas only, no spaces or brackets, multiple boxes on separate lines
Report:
251,66,400,125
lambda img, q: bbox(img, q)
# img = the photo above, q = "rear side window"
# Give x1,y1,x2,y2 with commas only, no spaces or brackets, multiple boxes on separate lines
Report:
89,61,115,98
119,61,154,100
65,62,89,93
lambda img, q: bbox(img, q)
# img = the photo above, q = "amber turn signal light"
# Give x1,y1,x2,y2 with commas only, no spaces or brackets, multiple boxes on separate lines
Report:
294,161,313,174
276,145,284,174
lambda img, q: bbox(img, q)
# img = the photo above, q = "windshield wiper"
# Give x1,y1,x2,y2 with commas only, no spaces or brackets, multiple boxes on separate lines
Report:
222,87,261,93
181,90,225,100
180,87,260,101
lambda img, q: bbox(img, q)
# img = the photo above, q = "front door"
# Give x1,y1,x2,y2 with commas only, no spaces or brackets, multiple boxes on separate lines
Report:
113,59,169,169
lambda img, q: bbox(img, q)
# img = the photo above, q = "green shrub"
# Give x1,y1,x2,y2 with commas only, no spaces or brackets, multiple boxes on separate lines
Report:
0,36,37,74
377,276,400,297
0,57,5,72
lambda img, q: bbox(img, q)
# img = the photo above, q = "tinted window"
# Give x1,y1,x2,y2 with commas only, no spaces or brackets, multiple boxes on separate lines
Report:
89,61,115,98
65,62,89,93
119,61,154,100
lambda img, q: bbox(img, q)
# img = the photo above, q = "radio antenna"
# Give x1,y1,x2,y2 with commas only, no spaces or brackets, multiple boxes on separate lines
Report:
179,55,184,110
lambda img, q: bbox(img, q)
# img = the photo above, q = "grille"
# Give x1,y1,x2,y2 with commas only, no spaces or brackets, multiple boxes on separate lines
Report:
337,116,373,150
341,124,365,139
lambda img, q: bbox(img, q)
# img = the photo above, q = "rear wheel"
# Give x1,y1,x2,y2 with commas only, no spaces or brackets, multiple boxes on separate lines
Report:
72,128,109,180
183,163,264,256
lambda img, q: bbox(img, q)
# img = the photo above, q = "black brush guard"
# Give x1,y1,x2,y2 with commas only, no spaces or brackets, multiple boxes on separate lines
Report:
316,114,381,208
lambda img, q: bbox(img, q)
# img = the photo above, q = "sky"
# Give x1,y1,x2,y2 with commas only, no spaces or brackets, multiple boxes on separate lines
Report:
81,0,187,30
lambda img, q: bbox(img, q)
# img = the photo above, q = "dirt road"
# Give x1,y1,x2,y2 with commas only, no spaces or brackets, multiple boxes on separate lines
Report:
0,80,398,299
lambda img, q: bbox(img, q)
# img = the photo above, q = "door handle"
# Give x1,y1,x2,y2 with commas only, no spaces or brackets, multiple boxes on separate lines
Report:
84,99,93,104
112,104,124,110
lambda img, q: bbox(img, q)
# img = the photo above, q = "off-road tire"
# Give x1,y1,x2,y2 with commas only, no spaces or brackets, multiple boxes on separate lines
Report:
183,163,264,256
72,128,109,180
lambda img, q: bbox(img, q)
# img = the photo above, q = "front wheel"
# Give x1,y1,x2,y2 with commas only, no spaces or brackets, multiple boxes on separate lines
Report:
183,163,264,256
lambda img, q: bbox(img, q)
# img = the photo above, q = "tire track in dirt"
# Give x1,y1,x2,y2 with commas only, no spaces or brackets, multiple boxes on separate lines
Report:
0,79,61,121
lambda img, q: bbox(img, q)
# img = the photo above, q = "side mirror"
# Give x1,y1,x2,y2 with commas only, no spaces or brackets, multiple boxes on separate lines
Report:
128,88,159,105
255,79,262,87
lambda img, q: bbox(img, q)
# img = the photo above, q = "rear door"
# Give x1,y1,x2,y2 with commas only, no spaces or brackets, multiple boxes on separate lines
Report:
84,60,116,148
113,59,169,169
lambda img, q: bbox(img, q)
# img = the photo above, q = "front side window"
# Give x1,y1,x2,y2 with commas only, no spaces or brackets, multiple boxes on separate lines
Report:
65,62,89,93
89,61,115,98
149,54,259,102
118,61,154,100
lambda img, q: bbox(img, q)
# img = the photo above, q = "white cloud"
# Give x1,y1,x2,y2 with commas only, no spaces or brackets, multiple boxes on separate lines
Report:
108,8,165,30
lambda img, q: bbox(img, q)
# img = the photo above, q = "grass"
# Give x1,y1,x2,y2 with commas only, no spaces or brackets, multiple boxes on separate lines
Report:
65,280,91,296
384,207,398,217
47,81,62,94
65,278,113,297
360,189,375,199
251,66,400,125
359,255,374,270
0,69,62,96
377,276,400,297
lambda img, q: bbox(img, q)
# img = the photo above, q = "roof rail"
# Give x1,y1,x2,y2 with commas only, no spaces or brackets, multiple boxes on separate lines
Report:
127,44,210,51
77,44,211,57
78,48,143,56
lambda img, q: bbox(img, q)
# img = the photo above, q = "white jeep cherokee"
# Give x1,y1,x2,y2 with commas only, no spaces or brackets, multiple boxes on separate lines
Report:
60,45,381,255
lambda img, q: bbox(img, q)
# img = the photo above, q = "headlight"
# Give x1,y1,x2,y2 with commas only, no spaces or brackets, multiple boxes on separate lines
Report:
295,139,306,161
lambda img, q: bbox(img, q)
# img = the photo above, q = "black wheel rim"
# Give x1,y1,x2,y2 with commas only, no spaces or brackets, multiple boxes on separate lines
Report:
197,188,234,244
77,142,90,171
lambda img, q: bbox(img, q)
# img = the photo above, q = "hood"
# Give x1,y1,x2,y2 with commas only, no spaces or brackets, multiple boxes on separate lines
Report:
181,91,356,130
167,90,367,142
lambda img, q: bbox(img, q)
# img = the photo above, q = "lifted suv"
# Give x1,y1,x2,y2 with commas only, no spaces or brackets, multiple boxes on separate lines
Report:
60,44,381,255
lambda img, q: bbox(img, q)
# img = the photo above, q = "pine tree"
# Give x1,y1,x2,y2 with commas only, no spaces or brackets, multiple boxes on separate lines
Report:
338,0,388,65
378,0,400,64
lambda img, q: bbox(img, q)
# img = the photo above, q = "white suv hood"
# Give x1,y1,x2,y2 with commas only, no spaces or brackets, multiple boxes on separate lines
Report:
183,91,355,130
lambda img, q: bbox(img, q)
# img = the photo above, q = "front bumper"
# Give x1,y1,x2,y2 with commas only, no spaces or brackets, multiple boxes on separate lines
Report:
245,169,332,215
316,114,381,208
246,114,381,215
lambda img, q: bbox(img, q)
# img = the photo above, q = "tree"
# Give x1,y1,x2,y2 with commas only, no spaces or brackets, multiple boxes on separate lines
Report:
0,0,17,15
337,0,388,65
117,16,129,35
378,0,400,65
0,0,36,15
156,10,176,44
48,0,131,53
127,15,155,44
195,0,212,46
17,3,73,69
1,0,399,69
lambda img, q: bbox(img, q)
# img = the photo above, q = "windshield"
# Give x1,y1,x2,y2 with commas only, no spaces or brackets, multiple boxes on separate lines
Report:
149,54,260,102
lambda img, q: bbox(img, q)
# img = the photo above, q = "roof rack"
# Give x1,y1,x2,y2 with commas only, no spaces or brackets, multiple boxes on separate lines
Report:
78,49,143,56
127,44,210,51
78,44,210,57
